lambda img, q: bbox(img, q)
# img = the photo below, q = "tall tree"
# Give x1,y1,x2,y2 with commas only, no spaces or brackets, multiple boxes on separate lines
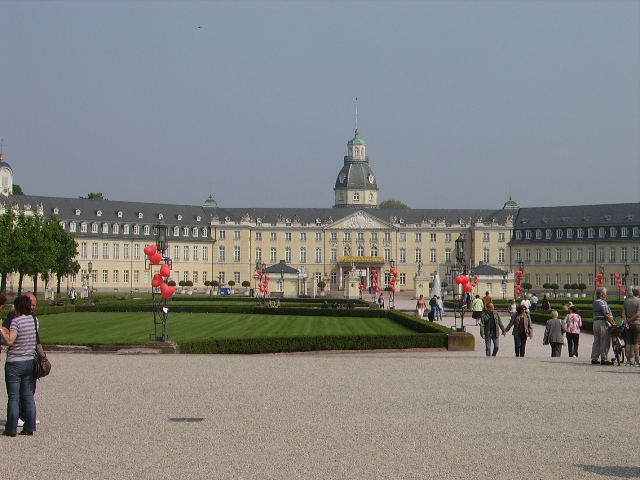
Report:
80,192,105,200
11,184,24,195
379,199,410,209
0,210,18,293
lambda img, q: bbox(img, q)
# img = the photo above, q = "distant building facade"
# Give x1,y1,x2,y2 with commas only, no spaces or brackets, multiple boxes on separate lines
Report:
0,129,638,298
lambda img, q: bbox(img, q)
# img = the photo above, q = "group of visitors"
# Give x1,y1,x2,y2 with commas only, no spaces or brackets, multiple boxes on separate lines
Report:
415,294,443,321
0,293,40,436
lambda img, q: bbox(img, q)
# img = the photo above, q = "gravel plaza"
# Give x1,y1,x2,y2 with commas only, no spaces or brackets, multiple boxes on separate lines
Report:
1,309,638,480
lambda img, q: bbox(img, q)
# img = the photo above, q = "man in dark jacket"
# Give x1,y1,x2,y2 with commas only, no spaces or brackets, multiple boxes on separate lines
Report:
480,303,506,356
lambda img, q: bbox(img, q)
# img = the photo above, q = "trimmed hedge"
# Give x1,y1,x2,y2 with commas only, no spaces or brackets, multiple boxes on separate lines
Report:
178,333,447,354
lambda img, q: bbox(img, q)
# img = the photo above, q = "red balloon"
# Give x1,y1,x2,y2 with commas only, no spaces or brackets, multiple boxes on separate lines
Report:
614,273,620,278
144,245,157,256
265,275,270,280
622,290,627,295
371,269,377,275
150,252,162,265
391,286,396,292
160,264,171,277
375,286,380,292
461,276,469,284
463,283,473,293
151,274,163,288
474,275,479,280
160,283,176,299
454,276,462,285
515,270,523,277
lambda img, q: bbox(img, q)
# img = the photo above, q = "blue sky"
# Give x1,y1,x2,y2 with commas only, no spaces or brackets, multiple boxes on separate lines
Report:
1,1,638,210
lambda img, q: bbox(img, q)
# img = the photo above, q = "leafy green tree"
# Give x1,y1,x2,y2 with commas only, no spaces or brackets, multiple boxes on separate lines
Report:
80,193,105,200
11,184,24,195
14,214,52,296
0,210,19,293
379,199,410,209
46,218,79,296
550,283,560,298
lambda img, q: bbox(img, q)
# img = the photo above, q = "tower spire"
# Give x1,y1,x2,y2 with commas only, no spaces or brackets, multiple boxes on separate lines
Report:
355,98,359,137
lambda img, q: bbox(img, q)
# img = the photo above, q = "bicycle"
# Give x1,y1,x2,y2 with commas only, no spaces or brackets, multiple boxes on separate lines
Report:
610,324,626,366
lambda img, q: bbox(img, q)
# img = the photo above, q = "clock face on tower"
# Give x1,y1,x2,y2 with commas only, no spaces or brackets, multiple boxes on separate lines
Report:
368,174,374,184
339,173,346,183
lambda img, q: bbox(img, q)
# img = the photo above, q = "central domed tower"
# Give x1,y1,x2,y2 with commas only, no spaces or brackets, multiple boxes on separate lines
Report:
333,128,379,208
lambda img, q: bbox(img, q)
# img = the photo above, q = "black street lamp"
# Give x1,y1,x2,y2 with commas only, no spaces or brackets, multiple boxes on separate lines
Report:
389,259,396,309
87,261,93,305
453,233,467,331
151,221,171,342
623,262,630,297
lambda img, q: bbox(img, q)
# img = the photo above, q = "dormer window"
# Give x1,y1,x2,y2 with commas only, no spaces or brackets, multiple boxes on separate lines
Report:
75,209,81,216
143,225,150,235
112,224,119,234
123,224,129,234
117,211,123,218
53,208,59,215
80,222,87,233
183,227,189,236
91,223,98,233
177,215,182,221
196,216,201,221
102,223,109,234
137,212,143,219
69,222,76,233
192,227,198,237
96,210,102,217
158,213,163,220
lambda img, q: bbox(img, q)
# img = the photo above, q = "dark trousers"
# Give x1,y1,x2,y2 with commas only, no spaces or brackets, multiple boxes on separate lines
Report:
550,342,563,357
514,333,528,357
566,333,579,357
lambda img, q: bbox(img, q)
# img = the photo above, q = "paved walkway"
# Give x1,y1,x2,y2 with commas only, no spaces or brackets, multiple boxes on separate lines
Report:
0,298,637,479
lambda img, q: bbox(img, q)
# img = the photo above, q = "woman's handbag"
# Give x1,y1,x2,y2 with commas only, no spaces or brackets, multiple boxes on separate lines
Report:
32,317,52,379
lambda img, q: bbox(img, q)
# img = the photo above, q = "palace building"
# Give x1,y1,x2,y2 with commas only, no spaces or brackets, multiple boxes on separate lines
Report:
0,132,638,299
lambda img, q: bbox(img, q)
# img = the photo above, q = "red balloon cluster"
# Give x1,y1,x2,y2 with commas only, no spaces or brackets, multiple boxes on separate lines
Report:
145,244,175,299
358,283,365,291
371,269,380,293
596,273,605,289
256,269,270,295
514,270,523,296
454,274,476,293
389,267,399,292
614,272,624,290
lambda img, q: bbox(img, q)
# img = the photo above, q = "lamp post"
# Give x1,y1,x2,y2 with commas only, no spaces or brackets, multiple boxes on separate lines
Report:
453,233,467,332
502,273,507,299
389,259,396,309
255,260,261,298
87,261,93,305
151,221,171,342
623,262,630,298
280,270,285,298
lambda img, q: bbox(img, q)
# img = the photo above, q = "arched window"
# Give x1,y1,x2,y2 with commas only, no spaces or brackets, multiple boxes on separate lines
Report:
357,245,364,256
353,192,360,201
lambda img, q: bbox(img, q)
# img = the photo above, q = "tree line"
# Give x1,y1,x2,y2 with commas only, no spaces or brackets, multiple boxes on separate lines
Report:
0,210,79,296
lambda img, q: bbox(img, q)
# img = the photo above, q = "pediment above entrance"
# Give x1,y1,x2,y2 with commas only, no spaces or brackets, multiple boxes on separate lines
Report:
330,210,391,230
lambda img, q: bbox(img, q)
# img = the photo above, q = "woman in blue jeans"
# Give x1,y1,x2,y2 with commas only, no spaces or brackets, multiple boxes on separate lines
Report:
0,295,38,436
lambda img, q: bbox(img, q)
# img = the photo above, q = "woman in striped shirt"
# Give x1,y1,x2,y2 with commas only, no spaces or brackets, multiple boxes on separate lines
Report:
0,295,38,436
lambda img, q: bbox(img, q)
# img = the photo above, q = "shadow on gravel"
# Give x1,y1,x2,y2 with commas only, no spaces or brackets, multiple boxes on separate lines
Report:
574,464,640,478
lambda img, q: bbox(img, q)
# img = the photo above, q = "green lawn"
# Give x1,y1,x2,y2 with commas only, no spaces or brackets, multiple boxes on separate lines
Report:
38,312,416,345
